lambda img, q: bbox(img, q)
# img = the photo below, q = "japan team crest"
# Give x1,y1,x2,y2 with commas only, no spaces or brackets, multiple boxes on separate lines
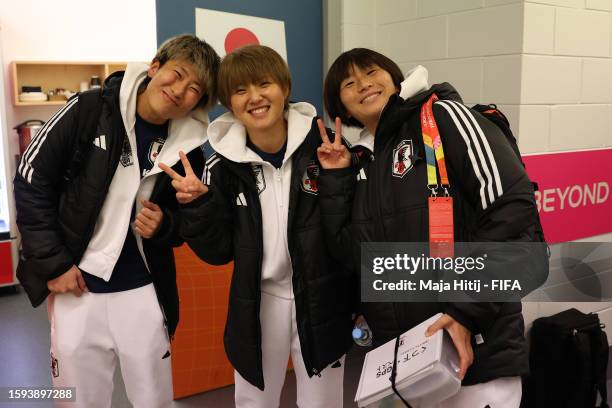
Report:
148,137,166,164
301,161,319,195
251,164,266,195
392,140,413,178
120,137,134,167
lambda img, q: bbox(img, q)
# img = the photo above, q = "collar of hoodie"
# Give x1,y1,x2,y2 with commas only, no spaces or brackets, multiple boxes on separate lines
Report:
208,102,317,166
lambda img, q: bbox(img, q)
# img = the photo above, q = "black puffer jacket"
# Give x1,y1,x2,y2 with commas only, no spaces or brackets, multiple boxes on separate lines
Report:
318,83,548,385
179,118,354,391
13,71,205,337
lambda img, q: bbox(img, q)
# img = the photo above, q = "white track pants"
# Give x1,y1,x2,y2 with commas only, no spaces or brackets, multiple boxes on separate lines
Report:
433,376,522,408
48,283,172,408
234,291,345,408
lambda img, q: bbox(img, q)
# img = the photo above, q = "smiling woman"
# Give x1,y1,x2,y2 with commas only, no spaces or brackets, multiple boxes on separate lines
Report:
317,47,548,408
323,48,404,131
217,45,291,153
167,44,354,408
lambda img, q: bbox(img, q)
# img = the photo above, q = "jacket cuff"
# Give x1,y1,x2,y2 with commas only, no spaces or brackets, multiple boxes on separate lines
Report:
444,304,478,335
319,167,354,177
180,191,214,209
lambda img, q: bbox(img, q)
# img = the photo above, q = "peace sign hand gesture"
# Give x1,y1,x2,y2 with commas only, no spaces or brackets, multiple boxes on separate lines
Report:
159,150,209,205
316,117,351,170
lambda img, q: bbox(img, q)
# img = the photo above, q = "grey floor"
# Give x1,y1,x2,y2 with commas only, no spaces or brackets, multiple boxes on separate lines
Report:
2,286,611,407
0,286,364,408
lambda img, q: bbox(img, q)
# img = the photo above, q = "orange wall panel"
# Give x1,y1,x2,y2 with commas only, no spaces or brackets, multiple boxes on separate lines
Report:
171,244,234,399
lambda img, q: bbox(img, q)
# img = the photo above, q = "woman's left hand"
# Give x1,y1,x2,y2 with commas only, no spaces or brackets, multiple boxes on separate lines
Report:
426,313,474,380
134,200,164,239
316,117,351,169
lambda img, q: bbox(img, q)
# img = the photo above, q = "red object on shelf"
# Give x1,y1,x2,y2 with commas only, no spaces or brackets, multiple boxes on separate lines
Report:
0,241,14,285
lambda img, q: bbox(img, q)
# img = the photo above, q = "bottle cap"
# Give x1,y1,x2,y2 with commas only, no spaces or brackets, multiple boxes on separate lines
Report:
352,328,364,340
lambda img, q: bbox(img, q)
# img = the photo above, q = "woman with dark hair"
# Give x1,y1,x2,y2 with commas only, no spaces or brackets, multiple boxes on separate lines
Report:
316,48,546,407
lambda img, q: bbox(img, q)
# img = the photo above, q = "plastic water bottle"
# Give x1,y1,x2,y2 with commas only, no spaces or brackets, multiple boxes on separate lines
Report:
352,320,372,347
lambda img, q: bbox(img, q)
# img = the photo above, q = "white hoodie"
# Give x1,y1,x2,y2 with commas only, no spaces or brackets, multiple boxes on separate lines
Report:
343,65,430,152
78,62,209,281
207,102,317,299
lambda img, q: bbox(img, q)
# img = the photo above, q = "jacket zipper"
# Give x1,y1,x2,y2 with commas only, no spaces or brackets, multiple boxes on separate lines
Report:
287,141,318,378
253,178,264,379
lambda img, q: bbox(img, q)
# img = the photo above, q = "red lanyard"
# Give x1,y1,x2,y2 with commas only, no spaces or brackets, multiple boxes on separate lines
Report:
420,94,454,258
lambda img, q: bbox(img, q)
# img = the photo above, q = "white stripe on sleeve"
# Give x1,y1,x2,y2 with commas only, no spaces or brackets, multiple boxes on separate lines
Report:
436,100,490,209
19,97,79,183
449,101,503,198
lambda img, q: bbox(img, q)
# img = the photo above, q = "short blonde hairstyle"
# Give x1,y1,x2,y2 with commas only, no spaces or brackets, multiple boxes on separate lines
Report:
217,45,291,109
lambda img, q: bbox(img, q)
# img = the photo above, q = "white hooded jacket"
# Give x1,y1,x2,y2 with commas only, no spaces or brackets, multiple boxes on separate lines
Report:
78,62,209,281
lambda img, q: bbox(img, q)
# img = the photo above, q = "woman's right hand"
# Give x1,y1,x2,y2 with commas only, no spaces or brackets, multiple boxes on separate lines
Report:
159,150,209,205
316,117,351,169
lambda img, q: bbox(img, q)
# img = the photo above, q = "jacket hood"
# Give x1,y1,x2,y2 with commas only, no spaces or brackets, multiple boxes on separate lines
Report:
399,65,430,99
208,102,317,164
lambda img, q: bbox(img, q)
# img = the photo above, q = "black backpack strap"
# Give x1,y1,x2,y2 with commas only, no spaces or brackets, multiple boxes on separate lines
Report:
64,88,104,181
592,324,609,408
573,330,596,407
472,104,522,165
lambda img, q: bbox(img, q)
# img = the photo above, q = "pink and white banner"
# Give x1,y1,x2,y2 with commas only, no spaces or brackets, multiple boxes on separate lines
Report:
523,148,612,243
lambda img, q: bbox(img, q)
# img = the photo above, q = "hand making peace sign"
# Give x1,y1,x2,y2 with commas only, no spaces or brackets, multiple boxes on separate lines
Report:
159,151,209,205
316,117,351,170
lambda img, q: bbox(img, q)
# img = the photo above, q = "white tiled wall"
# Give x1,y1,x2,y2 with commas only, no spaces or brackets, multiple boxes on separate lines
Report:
482,55,523,104
335,0,612,338
447,4,524,57
342,0,375,24
523,2,555,54
376,0,417,24
582,58,612,103
342,24,376,50
522,2,612,153
415,58,484,103
377,16,448,62
587,0,612,11
531,0,585,7
340,0,375,52
516,105,551,153
417,0,484,18
520,55,582,104
555,8,611,56
549,104,612,150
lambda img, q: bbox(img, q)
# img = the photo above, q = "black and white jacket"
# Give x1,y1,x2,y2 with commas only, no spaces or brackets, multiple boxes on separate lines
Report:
180,103,353,390
318,71,548,385
14,63,207,337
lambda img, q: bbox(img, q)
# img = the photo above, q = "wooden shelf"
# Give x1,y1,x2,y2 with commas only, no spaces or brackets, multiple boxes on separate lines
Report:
11,61,127,106
14,101,68,107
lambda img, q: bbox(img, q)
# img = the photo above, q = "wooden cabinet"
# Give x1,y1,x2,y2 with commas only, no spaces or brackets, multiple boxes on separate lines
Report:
10,61,127,106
